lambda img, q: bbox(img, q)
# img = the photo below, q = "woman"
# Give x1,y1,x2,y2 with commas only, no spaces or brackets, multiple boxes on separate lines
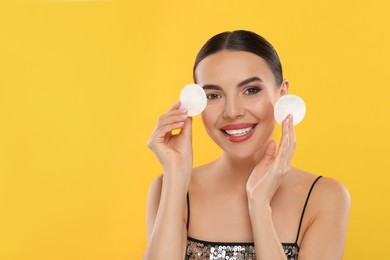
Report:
144,30,350,260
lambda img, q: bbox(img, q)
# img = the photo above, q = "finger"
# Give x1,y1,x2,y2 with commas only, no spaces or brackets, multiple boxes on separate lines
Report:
280,115,295,173
258,140,277,167
167,100,181,112
272,116,290,168
157,110,188,128
148,121,185,147
148,102,187,146
155,121,185,138
277,115,290,154
289,114,296,150
180,117,192,140
283,114,295,163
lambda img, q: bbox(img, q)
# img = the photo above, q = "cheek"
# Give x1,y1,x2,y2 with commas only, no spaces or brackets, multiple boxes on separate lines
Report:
201,106,217,129
248,98,275,121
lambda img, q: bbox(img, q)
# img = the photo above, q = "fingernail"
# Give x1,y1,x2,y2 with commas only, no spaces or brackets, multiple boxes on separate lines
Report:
179,108,188,118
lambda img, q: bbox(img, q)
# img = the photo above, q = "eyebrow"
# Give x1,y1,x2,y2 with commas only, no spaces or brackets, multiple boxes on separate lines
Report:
202,76,263,90
238,76,263,87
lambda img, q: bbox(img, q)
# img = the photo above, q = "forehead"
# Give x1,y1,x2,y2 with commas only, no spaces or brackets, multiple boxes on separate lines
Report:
195,50,276,86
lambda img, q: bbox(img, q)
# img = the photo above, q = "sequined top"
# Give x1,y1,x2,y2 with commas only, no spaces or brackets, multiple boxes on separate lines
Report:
186,236,298,260
185,176,322,260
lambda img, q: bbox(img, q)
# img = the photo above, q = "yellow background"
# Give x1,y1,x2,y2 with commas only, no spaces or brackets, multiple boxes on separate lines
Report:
0,0,389,259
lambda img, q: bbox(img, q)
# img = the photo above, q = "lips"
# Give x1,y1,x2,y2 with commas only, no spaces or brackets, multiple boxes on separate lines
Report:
221,123,258,143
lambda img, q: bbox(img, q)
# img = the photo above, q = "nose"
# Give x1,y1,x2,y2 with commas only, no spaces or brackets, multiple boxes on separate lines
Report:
223,96,244,119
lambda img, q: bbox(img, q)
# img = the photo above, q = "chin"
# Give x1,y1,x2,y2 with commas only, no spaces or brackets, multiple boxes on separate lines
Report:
226,146,265,161
211,137,266,160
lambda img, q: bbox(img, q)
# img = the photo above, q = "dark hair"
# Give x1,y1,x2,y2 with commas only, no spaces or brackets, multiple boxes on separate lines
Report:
193,30,283,87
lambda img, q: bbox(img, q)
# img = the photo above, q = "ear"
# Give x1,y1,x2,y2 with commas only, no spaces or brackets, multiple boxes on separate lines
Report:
279,80,289,96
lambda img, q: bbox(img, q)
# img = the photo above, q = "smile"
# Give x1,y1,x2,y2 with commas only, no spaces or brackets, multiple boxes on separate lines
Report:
221,123,258,143
224,125,256,136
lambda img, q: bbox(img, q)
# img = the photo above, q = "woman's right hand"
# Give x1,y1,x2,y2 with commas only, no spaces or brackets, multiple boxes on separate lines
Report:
147,101,193,173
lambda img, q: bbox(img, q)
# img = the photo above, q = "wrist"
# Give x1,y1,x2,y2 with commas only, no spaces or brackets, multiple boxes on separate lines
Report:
162,167,192,187
248,201,272,221
163,159,192,172
163,165,192,179
247,189,272,205
247,193,272,213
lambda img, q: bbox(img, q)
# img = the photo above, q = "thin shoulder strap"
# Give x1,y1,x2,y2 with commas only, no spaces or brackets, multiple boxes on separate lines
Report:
186,192,190,230
295,176,323,243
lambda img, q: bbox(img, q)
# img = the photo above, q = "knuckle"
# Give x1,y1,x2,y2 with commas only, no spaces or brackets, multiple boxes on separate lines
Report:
146,140,153,149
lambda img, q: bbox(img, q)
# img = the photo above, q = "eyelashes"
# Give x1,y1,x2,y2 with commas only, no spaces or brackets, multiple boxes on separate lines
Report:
206,93,222,100
206,86,262,100
243,87,262,95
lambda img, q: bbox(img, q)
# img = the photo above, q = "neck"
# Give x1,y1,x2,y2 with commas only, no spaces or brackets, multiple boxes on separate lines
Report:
215,146,267,183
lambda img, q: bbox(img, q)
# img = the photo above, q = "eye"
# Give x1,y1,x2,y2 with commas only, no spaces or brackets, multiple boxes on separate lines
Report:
206,93,222,100
243,87,261,95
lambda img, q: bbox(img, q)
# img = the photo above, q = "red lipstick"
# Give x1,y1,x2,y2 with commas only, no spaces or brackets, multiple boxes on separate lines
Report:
221,123,257,143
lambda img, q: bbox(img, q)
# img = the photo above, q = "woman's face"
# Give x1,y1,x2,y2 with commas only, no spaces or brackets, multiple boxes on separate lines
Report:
195,50,288,159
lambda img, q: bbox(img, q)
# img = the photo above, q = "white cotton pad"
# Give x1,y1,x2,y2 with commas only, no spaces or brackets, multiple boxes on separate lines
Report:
274,94,306,126
179,84,207,117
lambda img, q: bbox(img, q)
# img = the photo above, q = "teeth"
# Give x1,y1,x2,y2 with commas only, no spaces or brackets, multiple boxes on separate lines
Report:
224,126,255,136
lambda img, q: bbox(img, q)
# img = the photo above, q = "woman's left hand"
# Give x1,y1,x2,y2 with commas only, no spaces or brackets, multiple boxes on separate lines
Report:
246,114,296,205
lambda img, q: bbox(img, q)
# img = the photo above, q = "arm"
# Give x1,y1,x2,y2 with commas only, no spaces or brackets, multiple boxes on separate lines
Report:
246,115,350,259
298,178,351,259
246,115,295,260
143,101,192,260
144,171,190,259
248,178,350,260
248,203,287,259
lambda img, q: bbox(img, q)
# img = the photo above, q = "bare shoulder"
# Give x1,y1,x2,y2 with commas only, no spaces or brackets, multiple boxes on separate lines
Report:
314,175,351,214
316,176,350,198
192,161,215,175
148,174,163,196
290,169,351,257
146,174,164,206
291,168,351,215
190,161,218,186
